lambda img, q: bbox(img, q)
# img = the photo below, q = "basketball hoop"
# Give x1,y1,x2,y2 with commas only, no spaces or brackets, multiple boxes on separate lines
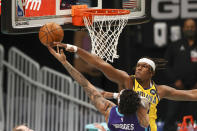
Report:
72,5,130,62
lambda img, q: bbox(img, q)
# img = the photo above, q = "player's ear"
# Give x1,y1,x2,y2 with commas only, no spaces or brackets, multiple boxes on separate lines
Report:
149,67,155,77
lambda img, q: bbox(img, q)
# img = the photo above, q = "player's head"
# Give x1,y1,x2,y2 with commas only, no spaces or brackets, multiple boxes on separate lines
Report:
135,57,156,81
183,19,196,40
118,89,140,116
13,125,33,131
134,57,167,81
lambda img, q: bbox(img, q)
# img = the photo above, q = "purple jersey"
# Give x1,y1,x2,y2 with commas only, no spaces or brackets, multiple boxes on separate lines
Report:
108,106,146,131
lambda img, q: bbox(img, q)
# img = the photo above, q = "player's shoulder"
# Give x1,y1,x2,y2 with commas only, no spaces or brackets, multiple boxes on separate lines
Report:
129,75,136,84
155,85,173,99
155,84,164,91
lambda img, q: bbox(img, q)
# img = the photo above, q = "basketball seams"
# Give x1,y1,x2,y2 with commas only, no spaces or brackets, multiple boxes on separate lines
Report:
50,23,64,42
47,23,55,44
51,29,64,42
39,22,64,46
39,28,62,40
39,27,48,40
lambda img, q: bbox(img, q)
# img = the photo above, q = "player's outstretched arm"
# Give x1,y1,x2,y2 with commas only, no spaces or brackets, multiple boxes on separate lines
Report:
101,91,116,99
52,42,131,89
157,85,197,101
48,46,115,122
101,91,121,100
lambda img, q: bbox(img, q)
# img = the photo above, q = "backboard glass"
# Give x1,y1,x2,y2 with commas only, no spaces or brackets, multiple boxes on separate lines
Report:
1,0,150,34
123,0,150,25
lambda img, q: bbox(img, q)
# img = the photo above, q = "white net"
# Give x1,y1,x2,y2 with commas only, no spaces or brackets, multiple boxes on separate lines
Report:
83,14,129,62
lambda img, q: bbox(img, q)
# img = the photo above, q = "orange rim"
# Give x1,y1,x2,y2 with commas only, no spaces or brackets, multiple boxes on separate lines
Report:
83,9,130,16
71,5,130,26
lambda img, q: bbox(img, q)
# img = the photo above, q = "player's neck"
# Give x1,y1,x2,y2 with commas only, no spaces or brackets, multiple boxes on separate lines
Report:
139,79,151,89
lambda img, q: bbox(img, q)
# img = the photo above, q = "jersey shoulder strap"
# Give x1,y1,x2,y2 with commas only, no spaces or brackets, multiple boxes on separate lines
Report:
152,81,160,101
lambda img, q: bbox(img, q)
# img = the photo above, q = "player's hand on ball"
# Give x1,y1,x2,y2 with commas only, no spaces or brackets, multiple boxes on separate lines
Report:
53,42,77,52
52,42,66,47
48,45,67,63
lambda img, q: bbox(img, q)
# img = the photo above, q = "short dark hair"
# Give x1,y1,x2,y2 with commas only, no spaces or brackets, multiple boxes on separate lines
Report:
118,89,140,116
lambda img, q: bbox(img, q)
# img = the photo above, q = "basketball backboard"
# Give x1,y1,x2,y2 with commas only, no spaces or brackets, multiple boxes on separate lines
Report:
1,0,150,34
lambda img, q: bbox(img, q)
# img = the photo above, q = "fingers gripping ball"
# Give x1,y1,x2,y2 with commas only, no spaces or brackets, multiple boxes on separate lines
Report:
39,22,64,46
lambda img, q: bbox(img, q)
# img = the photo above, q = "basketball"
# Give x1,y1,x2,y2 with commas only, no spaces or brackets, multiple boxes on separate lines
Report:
39,22,64,46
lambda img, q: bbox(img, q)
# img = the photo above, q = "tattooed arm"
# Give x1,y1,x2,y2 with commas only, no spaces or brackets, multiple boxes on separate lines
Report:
137,97,150,128
48,47,116,122
52,42,133,91
62,60,115,120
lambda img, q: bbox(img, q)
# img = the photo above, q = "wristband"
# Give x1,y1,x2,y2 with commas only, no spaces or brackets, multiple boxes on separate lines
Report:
66,44,78,52
113,93,119,99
